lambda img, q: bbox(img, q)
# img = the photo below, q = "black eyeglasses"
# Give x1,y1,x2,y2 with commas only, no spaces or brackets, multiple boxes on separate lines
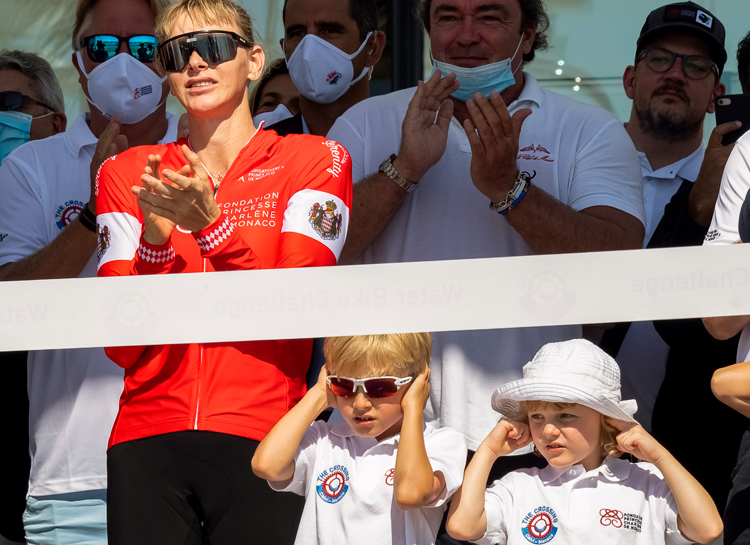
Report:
83,34,159,64
638,47,718,80
0,91,54,113
156,30,250,74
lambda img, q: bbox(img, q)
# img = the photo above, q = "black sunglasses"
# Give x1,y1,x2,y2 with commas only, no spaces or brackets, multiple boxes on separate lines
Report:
638,47,719,80
0,91,54,113
156,30,250,74
83,34,159,64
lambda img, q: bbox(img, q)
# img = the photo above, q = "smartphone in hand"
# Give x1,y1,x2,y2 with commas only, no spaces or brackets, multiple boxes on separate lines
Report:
715,94,750,145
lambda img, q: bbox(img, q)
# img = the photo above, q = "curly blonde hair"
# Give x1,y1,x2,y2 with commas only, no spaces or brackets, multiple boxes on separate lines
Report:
518,400,623,459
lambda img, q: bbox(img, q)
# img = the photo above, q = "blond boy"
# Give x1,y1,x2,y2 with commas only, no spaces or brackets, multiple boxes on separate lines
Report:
253,333,468,545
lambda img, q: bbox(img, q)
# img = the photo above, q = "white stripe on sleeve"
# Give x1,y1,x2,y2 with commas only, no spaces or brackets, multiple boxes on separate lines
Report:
96,212,141,269
281,189,349,260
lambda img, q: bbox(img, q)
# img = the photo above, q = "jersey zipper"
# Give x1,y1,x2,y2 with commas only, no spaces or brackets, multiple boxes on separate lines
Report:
194,175,222,430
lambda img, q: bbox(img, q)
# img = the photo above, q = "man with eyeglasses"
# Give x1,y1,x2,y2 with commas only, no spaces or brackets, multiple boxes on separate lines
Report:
0,1,177,543
600,1,744,515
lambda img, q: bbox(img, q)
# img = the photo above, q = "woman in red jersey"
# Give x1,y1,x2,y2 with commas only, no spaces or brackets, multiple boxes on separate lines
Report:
95,0,352,543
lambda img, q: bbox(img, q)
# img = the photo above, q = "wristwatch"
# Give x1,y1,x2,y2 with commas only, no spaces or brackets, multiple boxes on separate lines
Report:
489,170,535,215
379,154,418,193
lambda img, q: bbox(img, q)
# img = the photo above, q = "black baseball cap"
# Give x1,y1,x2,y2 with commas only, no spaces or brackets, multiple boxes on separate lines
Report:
636,2,727,75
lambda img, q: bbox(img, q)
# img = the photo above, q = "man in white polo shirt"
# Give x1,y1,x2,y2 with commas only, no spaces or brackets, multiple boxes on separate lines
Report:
0,0,177,542
328,0,645,471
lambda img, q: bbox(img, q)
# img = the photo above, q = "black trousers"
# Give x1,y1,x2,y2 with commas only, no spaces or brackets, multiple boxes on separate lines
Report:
725,424,750,545
107,430,303,545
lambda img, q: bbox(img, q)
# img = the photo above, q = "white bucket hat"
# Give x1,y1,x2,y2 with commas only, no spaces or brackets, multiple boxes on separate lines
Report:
491,339,638,424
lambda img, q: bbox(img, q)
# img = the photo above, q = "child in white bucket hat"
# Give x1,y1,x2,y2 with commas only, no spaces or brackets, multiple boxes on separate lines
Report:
446,339,722,545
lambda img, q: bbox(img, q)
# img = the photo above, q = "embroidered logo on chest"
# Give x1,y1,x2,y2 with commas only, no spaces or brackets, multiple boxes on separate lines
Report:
309,201,343,240
316,465,350,504
521,506,558,544
55,200,86,230
705,229,720,242
242,165,284,182
599,509,642,533
518,143,555,163
384,468,395,486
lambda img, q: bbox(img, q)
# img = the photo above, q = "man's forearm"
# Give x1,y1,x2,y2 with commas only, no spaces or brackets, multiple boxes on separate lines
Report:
0,218,98,281
338,173,408,265
503,185,644,254
703,315,750,341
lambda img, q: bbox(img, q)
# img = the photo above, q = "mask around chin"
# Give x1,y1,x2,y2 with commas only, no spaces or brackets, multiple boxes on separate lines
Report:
430,34,525,103
77,50,168,124
0,110,32,162
253,104,295,128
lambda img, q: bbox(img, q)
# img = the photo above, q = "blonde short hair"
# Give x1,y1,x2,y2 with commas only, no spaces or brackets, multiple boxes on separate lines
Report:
323,333,432,377
519,400,623,459
72,0,170,50
155,0,256,45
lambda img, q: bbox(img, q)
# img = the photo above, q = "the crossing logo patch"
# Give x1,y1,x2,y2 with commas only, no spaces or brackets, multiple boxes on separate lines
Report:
521,506,558,544
316,465,349,504
55,200,86,230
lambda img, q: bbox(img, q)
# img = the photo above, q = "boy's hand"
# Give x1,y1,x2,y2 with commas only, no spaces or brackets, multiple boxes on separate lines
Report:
311,365,337,410
401,368,431,413
478,419,532,459
605,418,666,464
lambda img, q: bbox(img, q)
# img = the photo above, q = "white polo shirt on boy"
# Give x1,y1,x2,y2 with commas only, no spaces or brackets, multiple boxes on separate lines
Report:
475,457,690,545
327,73,645,449
271,421,467,545
703,131,750,362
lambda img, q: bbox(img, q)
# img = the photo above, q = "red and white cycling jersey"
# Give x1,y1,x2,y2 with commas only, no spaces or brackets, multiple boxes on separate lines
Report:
96,127,352,447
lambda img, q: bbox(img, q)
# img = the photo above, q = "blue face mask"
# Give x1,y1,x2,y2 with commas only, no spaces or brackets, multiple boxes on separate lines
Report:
0,110,32,163
431,34,525,102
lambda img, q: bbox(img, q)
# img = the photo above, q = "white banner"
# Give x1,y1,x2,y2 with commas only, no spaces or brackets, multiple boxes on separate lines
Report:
2,244,750,351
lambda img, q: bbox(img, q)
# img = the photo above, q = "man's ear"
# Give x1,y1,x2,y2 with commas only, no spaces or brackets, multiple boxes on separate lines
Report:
364,30,387,68
623,65,637,100
707,82,727,114
522,22,537,57
52,112,67,134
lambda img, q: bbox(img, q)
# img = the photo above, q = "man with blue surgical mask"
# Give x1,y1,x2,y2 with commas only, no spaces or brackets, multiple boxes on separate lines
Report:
0,51,66,160
0,0,177,543
328,3,646,541
268,0,386,137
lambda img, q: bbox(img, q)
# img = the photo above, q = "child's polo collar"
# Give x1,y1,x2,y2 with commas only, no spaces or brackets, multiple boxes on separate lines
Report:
539,457,632,485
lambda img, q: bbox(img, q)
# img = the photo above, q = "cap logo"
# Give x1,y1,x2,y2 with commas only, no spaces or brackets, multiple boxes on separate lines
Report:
663,6,713,30
696,10,713,28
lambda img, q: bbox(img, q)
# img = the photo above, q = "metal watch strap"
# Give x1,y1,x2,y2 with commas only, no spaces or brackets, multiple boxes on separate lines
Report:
378,153,418,193
489,170,535,215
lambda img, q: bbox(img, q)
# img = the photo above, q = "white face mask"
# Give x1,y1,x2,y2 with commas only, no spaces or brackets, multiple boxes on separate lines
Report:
76,51,167,124
285,32,373,104
253,104,294,127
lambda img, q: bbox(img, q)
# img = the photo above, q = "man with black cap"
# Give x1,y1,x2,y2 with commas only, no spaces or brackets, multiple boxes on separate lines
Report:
601,0,746,515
